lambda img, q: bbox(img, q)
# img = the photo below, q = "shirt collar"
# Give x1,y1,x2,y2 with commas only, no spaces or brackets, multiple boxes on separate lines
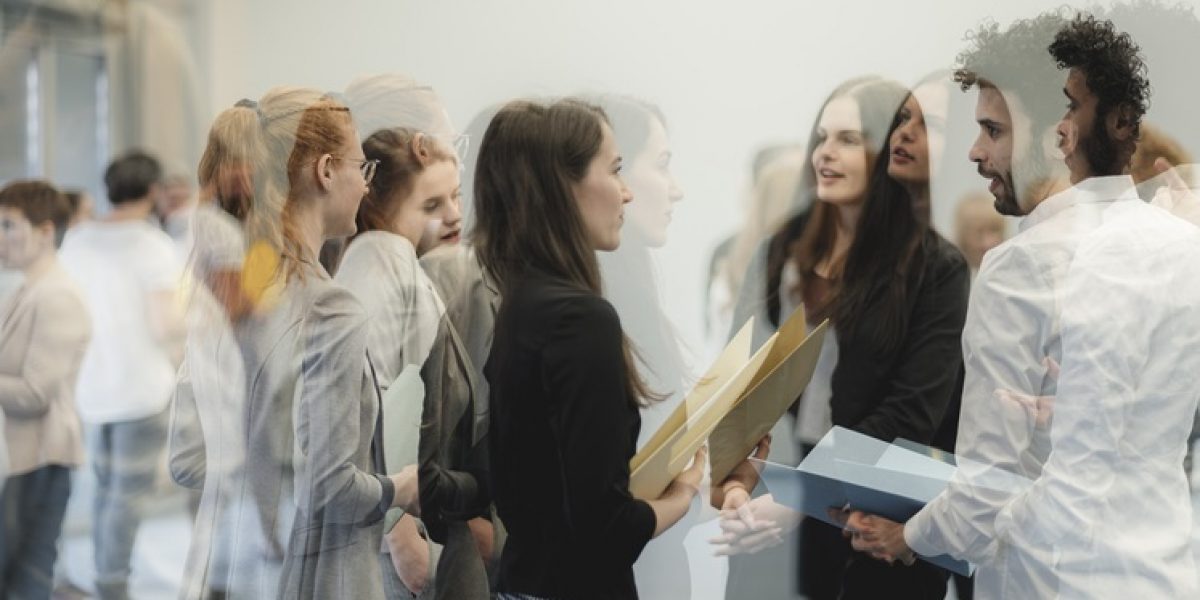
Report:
1019,175,1137,233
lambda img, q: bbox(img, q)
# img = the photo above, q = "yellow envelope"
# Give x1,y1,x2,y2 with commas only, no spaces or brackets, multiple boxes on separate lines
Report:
709,306,828,483
628,318,755,499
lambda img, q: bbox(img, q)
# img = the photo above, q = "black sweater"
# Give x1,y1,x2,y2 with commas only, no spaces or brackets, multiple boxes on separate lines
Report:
485,269,656,600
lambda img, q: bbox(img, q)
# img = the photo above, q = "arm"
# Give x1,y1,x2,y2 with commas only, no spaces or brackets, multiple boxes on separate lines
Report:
544,295,657,563
850,249,971,443
416,320,488,526
167,356,206,489
0,289,90,418
293,288,390,526
385,514,432,595
903,247,1049,563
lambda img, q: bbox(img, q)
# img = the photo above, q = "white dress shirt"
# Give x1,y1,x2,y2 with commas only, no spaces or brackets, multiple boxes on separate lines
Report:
905,175,1200,598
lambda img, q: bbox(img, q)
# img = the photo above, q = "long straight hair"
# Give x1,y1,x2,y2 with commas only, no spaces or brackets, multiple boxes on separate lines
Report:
766,77,919,348
472,98,659,406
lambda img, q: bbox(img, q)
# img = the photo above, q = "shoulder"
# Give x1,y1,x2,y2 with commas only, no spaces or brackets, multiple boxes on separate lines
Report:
508,274,620,335
921,232,970,279
305,277,368,327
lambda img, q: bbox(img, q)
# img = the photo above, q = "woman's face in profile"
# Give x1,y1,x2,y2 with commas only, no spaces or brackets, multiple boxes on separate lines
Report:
888,82,949,188
622,117,683,248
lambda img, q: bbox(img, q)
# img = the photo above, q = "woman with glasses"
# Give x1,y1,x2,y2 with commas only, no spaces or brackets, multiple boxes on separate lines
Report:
205,87,415,599
335,126,493,600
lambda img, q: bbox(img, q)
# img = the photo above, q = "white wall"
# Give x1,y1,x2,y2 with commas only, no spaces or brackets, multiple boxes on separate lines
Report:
197,0,1200,359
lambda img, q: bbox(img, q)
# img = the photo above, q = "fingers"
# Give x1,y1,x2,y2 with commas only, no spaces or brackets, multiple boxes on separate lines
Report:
1042,356,1061,379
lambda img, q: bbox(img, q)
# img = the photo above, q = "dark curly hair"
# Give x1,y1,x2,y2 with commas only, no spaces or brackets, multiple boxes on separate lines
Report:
953,11,1070,144
1049,13,1151,132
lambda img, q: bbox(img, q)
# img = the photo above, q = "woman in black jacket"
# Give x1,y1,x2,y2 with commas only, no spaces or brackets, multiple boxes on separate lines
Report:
472,98,714,600
715,76,970,600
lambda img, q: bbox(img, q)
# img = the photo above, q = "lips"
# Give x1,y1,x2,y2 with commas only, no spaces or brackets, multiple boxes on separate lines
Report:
440,230,461,243
817,166,844,181
892,146,915,162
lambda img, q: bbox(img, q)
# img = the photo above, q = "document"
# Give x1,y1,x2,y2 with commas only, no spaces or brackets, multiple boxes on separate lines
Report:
709,305,828,483
381,364,424,529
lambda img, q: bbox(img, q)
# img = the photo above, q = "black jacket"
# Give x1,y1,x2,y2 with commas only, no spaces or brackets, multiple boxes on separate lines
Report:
485,269,656,600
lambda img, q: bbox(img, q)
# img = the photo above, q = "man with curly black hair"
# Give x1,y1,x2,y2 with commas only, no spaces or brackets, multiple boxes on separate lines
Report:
1049,13,1151,183
845,11,1200,599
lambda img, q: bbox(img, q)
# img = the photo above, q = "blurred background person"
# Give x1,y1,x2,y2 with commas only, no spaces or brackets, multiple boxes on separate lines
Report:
0,180,91,600
63,190,96,230
705,145,806,360
58,150,185,600
156,168,198,257
953,191,1007,276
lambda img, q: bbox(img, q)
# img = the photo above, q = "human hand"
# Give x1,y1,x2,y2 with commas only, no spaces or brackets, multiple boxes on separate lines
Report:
667,446,707,499
385,514,430,595
710,435,771,509
996,356,1059,430
837,510,915,566
390,464,420,514
710,493,799,556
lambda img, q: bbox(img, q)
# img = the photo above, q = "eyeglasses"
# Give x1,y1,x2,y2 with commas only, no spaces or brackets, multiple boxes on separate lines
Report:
332,156,380,184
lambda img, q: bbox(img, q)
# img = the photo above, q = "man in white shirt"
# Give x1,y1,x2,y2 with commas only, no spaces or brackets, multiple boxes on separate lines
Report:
59,151,185,600
850,12,1200,599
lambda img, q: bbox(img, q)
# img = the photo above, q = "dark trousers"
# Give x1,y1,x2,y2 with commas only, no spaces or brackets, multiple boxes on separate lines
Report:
0,465,73,600
800,518,948,600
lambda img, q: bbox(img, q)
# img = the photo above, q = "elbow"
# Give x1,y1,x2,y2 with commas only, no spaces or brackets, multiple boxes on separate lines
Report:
3,388,52,419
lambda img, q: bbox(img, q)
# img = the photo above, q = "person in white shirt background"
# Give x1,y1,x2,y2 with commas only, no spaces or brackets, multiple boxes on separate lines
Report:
59,151,186,600
850,11,1200,599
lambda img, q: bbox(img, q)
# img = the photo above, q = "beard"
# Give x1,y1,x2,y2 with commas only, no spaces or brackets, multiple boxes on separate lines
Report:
989,169,1022,216
1079,111,1121,177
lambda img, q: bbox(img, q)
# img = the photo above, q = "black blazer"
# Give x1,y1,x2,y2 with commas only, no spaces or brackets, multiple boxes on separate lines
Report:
485,269,656,600
759,214,970,449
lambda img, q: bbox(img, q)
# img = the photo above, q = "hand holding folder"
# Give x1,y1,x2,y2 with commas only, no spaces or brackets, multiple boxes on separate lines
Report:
751,427,976,576
628,306,828,502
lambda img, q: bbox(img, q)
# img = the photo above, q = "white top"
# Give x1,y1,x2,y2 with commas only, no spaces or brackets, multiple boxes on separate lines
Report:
779,259,839,446
905,175,1200,598
59,220,183,423
335,232,444,389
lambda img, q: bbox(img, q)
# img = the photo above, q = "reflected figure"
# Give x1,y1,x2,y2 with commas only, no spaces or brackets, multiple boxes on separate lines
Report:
169,103,260,600
854,12,1200,599
592,95,699,599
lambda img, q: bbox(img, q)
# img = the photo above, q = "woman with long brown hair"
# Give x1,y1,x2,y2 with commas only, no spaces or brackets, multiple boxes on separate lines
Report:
473,98,707,600
716,76,970,600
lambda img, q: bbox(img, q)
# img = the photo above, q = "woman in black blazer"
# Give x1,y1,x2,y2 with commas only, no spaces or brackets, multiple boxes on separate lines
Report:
715,77,970,600
472,98,722,600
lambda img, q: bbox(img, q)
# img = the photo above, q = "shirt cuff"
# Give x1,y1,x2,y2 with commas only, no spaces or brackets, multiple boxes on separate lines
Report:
903,507,939,558
370,473,395,525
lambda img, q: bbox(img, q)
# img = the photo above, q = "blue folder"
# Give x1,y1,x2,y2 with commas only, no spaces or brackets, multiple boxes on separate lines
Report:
752,427,975,576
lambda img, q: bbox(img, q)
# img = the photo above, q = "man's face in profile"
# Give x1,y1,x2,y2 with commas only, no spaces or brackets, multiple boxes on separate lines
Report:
1057,67,1118,183
968,86,1022,216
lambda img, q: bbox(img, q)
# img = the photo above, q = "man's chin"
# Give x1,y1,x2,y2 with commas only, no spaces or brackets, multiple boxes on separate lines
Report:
992,193,1023,217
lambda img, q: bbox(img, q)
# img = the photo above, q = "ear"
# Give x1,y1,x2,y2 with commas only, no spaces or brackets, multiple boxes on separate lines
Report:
411,133,432,167
1108,104,1137,143
34,220,57,247
314,153,336,193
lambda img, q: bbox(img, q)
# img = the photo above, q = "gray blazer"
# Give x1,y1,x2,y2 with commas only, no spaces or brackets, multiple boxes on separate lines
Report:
170,272,392,599
0,262,90,477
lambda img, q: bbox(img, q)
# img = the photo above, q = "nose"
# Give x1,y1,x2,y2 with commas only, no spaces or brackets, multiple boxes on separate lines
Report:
669,175,684,203
444,196,463,226
620,178,633,204
968,135,986,165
